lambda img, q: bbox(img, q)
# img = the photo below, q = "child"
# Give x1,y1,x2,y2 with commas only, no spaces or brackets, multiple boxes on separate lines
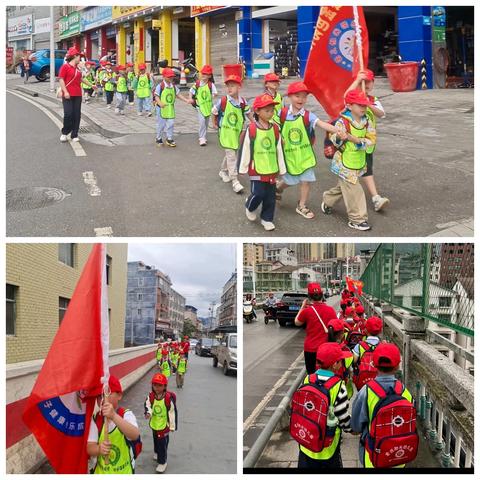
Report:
346,69,389,212
95,61,106,99
190,64,217,146
133,63,153,117
87,375,140,474
159,349,171,378
238,93,286,231
81,61,96,103
114,65,128,115
154,67,192,147
276,82,339,219
212,74,253,194
263,73,284,125
351,343,417,468
352,316,382,363
144,373,177,473
169,345,178,374
321,89,376,231
126,62,135,105
176,352,188,388
103,62,115,109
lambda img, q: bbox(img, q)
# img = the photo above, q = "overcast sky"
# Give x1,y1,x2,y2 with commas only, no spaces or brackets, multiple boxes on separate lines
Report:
128,244,236,317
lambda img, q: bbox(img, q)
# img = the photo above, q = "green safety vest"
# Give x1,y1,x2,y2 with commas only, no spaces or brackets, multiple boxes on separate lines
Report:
149,397,168,431
161,360,170,377
97,69,106,83
196,82,213,118
156,350,162,361
94,420,133,474
136,74,151,98
219,100,245,150
281,114,316,175
104,72,115,92
159,84,176,119
127,71,135,89
270,91,282,124
81,71,94,89
252,126,279,175
299,373,344,460
116,75,128,93
365,97,377,154
341,116,367,170
177,358,187,374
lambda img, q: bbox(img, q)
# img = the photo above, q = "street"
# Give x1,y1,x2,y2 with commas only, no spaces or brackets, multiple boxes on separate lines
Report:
6,76,474,237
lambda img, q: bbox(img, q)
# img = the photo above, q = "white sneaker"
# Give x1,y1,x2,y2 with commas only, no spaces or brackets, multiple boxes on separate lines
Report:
373,195,390,212
261,220,275,231
60,134,68,142
72,137,80,143
245,207,257,221
114,108,119,114
232,180,244,193
120,110,125,115
106,105,111,109
147,112,152,117
156,463,167,473
199,138,207,146
219,171,231,183
137,112,143,116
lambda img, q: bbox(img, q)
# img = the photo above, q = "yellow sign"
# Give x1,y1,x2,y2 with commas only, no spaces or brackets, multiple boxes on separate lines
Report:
112,6,151,21
152,19,162,29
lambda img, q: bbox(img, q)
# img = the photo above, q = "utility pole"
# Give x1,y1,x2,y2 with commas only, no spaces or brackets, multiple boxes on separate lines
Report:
49,6,55,92
252,244,257,298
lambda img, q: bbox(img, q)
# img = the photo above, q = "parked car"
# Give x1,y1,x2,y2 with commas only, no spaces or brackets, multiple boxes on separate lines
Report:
211,333,237,376
189,339,199,350
195,337,218,357
29,49,67,81
276,292,309,327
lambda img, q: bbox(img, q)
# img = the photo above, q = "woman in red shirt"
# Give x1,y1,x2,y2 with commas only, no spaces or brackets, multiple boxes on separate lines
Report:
294,283,338,374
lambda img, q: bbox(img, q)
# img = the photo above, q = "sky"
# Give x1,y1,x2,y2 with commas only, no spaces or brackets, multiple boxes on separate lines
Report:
127,243,236,317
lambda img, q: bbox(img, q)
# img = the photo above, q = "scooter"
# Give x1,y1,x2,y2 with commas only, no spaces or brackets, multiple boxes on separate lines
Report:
263,306,277,324
243,301,255,324
157,55,198,83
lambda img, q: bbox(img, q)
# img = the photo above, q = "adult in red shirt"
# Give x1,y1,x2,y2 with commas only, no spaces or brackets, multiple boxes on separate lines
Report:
181,336,190,359
295,282,338,374
58,47,87,142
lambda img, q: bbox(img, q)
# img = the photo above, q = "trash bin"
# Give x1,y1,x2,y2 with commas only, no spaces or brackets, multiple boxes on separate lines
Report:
384,61,420,92
223,64,244,80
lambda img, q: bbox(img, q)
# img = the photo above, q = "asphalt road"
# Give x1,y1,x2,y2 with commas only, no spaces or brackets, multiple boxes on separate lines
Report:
6,88,474,237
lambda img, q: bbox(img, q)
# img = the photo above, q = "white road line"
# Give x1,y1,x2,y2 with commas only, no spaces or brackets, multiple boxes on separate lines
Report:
82,171,101,196
94,227,113,237
7,89,87,157
243,350,304,432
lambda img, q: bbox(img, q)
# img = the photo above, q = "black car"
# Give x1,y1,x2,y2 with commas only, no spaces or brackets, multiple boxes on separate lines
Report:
276,292,308,327
195,337,218,357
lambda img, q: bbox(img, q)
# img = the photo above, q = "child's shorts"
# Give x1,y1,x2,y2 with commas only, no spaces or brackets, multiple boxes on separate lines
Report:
364,153,373,177
282,167,316,186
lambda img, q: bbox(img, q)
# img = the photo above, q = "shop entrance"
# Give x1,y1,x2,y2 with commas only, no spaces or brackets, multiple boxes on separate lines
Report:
178,17,195,63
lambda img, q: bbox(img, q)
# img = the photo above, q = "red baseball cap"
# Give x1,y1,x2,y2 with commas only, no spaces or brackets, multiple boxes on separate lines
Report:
253,93,279,110
366,316,383,335
356,305,365,314
316,342,352,368
162,67,175,78
264,73,280,83
328,318,345,333
89,375,123,396
105,61,112,66
66,47,81,58
363,69,375,81
307,282,322,296
86,61,96,66
287,81,309,96
345,89,373,106
152,373,168,385
126,62,134,67
345,306,355,317
162,349,169,355
224,74,242,85
138,63,146,70
201,64,213,75
100,60,107,66
373,343,401,368
117,65,126,71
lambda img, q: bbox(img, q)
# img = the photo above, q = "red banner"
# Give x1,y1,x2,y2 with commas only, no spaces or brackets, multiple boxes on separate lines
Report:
6,47,14,65
191,6,225,17
304,6,369,119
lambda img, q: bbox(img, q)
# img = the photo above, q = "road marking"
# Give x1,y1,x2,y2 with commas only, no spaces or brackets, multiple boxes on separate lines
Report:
82,171,101,196
7,89,87,157
243,350,304,432
94,227,113,237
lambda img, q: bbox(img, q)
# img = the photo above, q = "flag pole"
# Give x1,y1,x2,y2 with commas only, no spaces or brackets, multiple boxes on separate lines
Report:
353,6,366,93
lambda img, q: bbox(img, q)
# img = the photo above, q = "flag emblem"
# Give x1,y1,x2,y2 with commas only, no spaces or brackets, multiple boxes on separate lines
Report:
328,19,356,71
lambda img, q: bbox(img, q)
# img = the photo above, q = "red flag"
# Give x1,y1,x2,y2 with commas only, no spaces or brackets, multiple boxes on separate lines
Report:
22,244,109,473
304,6,369,119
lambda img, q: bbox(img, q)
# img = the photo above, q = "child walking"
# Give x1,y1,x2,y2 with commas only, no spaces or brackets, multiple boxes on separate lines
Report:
103,62,115,109
176,352,188,388
133,63,153,117
114,65,128,115
126,62,135,105
81,61,96,103
239,94,286,231
263,73,284,124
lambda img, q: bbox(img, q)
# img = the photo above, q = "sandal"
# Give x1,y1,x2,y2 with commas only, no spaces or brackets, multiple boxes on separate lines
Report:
275,188,282,201
296,204,315,219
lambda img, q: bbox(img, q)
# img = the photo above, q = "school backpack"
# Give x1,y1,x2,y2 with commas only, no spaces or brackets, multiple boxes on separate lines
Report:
344,323,364,350
289,374,342,453
214,95,247,128
278,107,316,145
93,407,143,460
365,380,419,468
148,391,178,432
191,80,213,108
352,340,378,390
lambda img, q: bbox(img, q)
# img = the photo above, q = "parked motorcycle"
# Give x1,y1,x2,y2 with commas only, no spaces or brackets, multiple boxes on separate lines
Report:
263,306,277,324
243,301,255,324
157,54,198,83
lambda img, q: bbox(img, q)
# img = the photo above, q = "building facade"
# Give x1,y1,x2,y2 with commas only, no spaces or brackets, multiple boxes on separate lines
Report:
243,243,265,267
218,272,237,326
439,243,474,289
6,243,127,364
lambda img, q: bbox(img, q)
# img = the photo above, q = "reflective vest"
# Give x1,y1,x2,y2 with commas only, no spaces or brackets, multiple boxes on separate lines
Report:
156,349,162,361
341,116,367,170
160,359,170,377
196,82,213,118
251,124,280,175
116,75,128,93
96,69,106,83
149,397,168,431
104,72,115,92
94,420,133,474
219,99,245,150
267,91,282,124
81,71,94,89
177,358,187,374
127,71,135,89
281,114,316,175
159,83,176,119
136,74,151,98
299,373,344,460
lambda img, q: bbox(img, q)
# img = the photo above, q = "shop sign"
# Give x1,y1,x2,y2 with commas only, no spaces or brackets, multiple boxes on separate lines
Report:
7,14,33,38
112,6,152,21
191,6,225,17
6,46,14,65
59,11,81,39
81,6,112,32
34,17,51,34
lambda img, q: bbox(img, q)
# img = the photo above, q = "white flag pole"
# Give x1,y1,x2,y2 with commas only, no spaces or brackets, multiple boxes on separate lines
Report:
353,6,366,93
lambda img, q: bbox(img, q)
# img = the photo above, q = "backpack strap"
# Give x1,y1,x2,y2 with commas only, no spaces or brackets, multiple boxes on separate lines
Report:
272,122,280,142
393,380,404,396
220,95,227,114
308,373,318,385
367,379,387,399
310,306,328,333
323,375,342,390
248,122,257,141
279,107,288,127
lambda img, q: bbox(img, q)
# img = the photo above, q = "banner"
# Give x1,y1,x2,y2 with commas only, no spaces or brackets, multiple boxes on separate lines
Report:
7,14,33,38
304,6,369,119
191,6,226,17
112,6,152,21
34,17,51,35
81,6,112,32
59,11,81,39
6,47,14,65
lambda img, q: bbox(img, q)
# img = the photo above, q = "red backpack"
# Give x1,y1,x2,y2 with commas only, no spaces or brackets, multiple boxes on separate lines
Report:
290,374,342,452
365,380,419,468
345,326,364,350
279,107,316,145
352,340,378,390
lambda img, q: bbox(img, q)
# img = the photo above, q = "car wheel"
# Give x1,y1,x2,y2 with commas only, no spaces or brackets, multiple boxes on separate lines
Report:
278,319,286,327
223,361,229,376
213,356,218,368
37,67,49,82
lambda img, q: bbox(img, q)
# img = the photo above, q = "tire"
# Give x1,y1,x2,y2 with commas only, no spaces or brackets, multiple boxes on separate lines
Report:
223,361,229,376
278,319,286,327
37,67,49,82
213,356,218,368
264,317,269,325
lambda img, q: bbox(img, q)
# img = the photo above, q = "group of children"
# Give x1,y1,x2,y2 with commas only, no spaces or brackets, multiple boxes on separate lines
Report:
156,338,189,389
290,288,418,469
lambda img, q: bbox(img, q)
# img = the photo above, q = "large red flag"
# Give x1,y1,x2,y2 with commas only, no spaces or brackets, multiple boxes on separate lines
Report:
304,6,369,119
22,244,110,473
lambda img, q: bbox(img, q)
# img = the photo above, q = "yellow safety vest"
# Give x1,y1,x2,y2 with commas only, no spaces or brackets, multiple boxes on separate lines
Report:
94,420,133,474
252,125,280,175
149,397,168,431
341,116,368,170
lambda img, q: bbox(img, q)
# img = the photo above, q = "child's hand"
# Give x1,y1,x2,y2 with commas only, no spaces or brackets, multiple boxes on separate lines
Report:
157,101,166,108
101,400,115,420
336,128,348,141
357,71,368,82
99,440,112,456
145,413,151,419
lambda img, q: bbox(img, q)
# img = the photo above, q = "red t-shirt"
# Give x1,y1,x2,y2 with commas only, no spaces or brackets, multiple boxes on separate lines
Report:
181,341,190,353
58,63,82,97
297,303,338,352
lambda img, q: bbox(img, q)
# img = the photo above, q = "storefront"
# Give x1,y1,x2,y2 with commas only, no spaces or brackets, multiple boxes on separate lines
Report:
80,6,113,60
171,6,195,64
58,11,82,51
7,14,33,53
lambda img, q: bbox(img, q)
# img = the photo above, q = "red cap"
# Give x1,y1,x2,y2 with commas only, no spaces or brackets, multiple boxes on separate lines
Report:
373,343,401,368
200,64,213,75
287,81,309,95
99,60,107,66
316,342,352,368
366,316,383,335
345,306,355,317
162,67,175,78
224,74,242,85
307,282,322,296
89,375,123,396
363,69,375,81
117,65,126,71
253,93,279,110
353,297,360,304
126,62,134,67
162,349,169,355
356,305,365,314
138,63,146,70
86,61,96,66
264,73,280,83
184,336,189,340
328,318,345,333
345,89,373,106
152,373,168,385
66,47,81,58
105,61,112,66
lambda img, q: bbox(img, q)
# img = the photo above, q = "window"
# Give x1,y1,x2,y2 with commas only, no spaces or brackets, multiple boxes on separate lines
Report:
138,277,144,287
437,314,451,322
59,297,70,324
6,284,17,335
59,244,75,267
137,308,142,316
137,293,143,301
411,296,422,308
393,295,403,305
439,297,452,307
106,255,112,285
55,51,65,59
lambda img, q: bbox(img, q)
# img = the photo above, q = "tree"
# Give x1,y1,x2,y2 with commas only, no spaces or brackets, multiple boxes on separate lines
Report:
182,319,197,338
